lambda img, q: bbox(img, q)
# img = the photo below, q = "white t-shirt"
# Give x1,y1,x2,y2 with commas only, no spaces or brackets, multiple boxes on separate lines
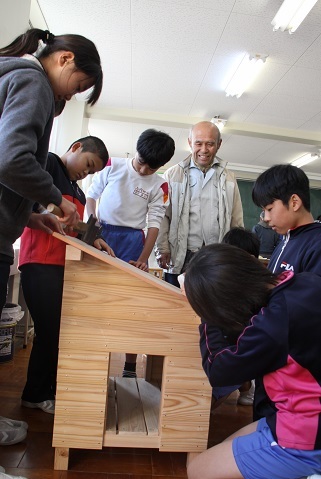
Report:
86,157,169,230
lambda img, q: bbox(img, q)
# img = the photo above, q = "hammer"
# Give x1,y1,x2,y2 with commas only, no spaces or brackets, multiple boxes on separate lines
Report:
47,204,101,245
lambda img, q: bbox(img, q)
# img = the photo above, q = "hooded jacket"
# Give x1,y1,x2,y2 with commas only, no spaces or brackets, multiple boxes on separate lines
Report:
155,155,243,273
0,57,62,261
200,271,321,450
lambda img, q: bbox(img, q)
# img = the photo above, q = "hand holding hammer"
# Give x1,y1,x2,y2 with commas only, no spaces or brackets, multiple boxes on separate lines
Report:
47,203,101,245
47,198,80,227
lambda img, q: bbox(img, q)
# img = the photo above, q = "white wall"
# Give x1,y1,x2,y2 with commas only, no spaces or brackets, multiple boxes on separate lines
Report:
0,0,31,47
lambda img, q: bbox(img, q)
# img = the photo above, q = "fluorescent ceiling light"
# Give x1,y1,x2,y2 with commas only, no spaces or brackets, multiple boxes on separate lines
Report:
225,54,267,99
271,0,319,33
291,152,320,168
211,116,227,132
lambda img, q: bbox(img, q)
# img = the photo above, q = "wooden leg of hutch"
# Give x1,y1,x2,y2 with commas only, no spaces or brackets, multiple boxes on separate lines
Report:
54,447,69,470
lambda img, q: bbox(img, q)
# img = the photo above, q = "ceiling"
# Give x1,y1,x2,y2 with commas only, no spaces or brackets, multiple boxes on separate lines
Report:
34,0,321,180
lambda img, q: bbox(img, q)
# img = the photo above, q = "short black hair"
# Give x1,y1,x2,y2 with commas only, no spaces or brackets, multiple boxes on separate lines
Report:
136,129,175,169
184,244,277,332
252,164,310,211
68,136,109,167
222,227,260,258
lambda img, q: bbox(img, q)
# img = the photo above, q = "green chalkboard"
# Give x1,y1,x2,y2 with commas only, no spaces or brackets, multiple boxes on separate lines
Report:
237,179,321,230
237,180,262,230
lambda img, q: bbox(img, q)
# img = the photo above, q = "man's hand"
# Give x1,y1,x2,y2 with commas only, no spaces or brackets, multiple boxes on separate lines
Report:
93,238,115,257
156,252,171,270
27,213,65,235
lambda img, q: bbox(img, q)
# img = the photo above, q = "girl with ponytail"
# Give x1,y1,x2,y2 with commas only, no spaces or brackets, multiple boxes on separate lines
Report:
0,28,103,448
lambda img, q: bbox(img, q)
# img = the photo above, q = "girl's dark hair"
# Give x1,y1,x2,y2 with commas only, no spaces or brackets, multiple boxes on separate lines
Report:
0,29,102,105
184,244,278,332
136,129,175,169
68,136,109,167
252,164,310,211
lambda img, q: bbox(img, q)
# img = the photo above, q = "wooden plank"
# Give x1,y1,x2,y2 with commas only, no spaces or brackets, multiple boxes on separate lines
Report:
137,379,160,436
54,234,190,299
58,319,200,356
54,447,69,471
103,433,160,448
158,356,211,452
65,245,82,261
61,279,198,325
145,355,163,384
115,378,146,435
106,377,116,434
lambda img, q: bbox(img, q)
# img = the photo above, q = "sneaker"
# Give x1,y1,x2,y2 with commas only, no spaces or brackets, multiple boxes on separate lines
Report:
21,399,55,415
237,380,255,406
307,475,321,479
0,473,28,479
0,417,28,430
0,424,27,446
122,370,137,378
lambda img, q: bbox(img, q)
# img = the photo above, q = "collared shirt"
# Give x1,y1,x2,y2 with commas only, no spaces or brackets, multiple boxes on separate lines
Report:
187,158,219,251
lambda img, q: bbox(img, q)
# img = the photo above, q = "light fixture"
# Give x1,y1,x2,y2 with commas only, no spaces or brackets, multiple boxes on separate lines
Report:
211,116,227,132
271,0,319,33
225,54,267,99
291,151,321,168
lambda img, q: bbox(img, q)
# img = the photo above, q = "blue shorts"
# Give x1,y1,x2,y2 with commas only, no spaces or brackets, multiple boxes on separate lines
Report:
100,223,145,263
232,418,321,479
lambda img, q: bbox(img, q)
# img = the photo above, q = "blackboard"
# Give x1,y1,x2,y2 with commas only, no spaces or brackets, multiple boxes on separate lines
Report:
237,179,321,230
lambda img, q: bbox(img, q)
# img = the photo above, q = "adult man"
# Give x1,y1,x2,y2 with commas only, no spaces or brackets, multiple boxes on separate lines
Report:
155,121,243,286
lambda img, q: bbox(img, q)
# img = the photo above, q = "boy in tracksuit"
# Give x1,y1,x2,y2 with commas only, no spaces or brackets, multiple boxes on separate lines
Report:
252,163,321,421
19,136,114,414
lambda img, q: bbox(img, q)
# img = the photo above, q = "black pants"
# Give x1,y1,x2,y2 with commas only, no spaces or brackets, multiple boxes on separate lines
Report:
163,250,196,288
0,262,10,313
20,264,64,402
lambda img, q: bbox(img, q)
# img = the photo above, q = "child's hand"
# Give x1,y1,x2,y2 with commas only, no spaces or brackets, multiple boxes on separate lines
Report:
178,273,186,295
58,197,80,226
129,260,148,272
93,238,115,257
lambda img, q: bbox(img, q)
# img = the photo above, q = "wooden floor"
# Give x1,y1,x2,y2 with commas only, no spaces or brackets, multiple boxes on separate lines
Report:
0,341,252,478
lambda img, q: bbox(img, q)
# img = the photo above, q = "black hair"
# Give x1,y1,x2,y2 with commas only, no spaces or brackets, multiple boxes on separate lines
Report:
252,164,310,211
222,227,260,258
136,129,175,169
0,28,102,105
54,99,66,117
67,136,109,167
184,244,277,332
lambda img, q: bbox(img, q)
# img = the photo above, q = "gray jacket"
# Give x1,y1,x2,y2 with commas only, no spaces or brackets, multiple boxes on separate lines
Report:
155,155,244,273
0,57,62,260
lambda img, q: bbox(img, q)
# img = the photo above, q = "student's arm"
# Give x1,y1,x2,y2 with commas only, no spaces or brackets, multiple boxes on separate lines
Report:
129,226,159,271
155,204,172,269
200,299,288,388
86,197,98,219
